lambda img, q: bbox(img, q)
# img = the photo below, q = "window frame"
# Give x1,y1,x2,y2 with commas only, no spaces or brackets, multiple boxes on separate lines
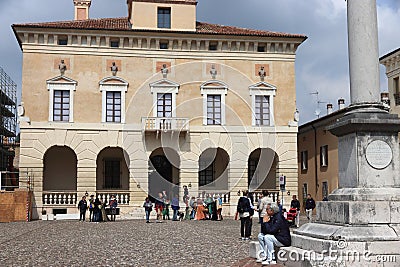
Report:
157,93,173,118
47,76,77,123
301,150,308,171
320,145,328,167
150,79,180,118
103,158,121,189
254,95,270,126
199,160,215,186
99,77,128,123
249,81,276,127
106,91,122,123
157,7,171,29
53,90,70,122
200,80,228,126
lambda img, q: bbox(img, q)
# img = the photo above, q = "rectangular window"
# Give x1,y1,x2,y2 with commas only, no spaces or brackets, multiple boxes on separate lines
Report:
199,161,214,186
157,93,172,117
248,158,259,186
257,45,266,52
106,92,121,123
303,183,308,200
207,95,221,125
320,145,328,167
159,42,168,49
110,40,120,48
53,90,70,122
301,150,308,170
322,181,328,198
255,95,270,126
394,77,399,94
157,7,171,29
58,37,68,45
209,42,218,51
104,159,121,189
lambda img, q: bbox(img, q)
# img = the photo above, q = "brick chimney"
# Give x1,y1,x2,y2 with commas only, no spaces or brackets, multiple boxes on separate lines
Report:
74,0,92,20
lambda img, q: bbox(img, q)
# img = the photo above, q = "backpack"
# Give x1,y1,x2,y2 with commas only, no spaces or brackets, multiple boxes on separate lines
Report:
237,197,249,213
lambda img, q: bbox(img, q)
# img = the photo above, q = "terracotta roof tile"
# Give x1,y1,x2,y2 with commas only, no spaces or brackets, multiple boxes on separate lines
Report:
12,17,307,39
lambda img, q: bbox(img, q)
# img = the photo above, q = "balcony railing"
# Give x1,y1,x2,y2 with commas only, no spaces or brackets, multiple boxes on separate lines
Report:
198,192,230,204
142,117,189,132
96,191,130,205
42,191,77,205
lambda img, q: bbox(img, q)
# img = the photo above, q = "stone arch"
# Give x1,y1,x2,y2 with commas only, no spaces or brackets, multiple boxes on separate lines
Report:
248,148,279,191
43,145,77,191
198,147,229,191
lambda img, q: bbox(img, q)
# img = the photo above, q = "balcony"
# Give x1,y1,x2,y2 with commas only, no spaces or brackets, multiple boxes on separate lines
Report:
142,117,189,132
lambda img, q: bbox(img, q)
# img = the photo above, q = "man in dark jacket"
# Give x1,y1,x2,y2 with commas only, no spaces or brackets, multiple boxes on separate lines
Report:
257,203,291,265
305,194,316,223
77,196,88,221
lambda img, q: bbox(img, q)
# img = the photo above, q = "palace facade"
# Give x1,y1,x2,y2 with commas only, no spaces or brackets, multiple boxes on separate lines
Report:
13,0,306,219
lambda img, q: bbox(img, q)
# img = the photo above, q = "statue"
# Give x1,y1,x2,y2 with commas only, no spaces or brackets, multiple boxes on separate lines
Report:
111,62,118,76
258,66,266,81
59,60,67,76
210,64,217,79
161,64,168,79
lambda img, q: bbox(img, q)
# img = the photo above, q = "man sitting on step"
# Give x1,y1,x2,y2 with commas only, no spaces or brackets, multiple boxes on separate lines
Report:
257,203,291,265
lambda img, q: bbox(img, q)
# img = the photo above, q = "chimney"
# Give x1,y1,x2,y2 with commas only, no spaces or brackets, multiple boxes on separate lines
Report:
74,0,92,20
327,103,333,115
338,98,345,110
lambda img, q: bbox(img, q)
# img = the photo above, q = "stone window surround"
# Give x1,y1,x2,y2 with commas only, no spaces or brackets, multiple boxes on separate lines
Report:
200,80,228,126
99,77,128,123
249,82,276,127
149,79,180,117
47,76,77,123
20,31,300,54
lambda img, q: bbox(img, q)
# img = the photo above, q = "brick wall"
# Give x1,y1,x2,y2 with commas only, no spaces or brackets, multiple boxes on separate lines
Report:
0,189,32,222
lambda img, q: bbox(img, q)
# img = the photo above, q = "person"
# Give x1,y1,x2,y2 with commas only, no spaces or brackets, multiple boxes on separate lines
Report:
88,195,95,222
195,198,206,220
77,196,87,221
323,195,328,201
189,196,196,219
290,195,301,227
100,199,108,222
257,203,291,265
258,190,273,224
154,192,165,223
93,197,102,223
237,190,252,240
277,199,283,213
204,194,214,219
216,195,223,221
109,195,118,222
305,194,316,223
171,195,180,221
163,198,171,220
143,197,153,223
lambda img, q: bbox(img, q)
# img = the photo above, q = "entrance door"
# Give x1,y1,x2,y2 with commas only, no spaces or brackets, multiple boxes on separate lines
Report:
149,155,178,201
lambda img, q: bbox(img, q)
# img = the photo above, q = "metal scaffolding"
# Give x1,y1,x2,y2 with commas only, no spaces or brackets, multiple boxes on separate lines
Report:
0,66,17,189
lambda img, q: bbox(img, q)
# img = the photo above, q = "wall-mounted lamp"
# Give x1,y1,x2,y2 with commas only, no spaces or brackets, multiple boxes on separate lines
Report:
287,191,291,196
188,183,192,188
137,183,141,188
237,190,241,196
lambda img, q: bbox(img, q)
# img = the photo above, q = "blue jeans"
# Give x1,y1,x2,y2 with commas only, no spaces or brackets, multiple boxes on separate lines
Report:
258,233,283,261
145,210,150,222
172,209,178,220
190,208,196,219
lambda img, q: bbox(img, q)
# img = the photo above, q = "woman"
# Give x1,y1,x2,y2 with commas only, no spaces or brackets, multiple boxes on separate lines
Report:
154,192,164,223
143,197,153,223
171,195,180,221
216,195,223,221
195,198,206,220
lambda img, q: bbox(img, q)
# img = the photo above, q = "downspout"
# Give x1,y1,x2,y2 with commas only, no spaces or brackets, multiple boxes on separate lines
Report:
311,124,318,196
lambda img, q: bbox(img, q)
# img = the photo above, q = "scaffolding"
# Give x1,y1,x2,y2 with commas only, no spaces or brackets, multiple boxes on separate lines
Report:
0,66,17,190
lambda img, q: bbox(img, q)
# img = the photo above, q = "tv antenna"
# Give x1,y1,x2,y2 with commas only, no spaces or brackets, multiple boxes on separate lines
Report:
309,91,327,118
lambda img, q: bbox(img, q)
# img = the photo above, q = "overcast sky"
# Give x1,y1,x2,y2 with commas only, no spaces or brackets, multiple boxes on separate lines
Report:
1,0,399,124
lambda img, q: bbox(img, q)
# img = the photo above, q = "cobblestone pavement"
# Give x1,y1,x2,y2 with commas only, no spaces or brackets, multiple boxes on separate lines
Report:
0,216,308,267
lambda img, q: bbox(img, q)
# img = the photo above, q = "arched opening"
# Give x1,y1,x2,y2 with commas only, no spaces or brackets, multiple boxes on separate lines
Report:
43,146,77,191
148,147,180,201
198,148,229,191
96,147,129,190
248,148,278,191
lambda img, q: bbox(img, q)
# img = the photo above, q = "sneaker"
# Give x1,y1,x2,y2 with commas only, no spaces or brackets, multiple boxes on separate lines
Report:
270,260,277,264
261,260,270,265
241,237,245,240
256,257,267,263
244,237,249,240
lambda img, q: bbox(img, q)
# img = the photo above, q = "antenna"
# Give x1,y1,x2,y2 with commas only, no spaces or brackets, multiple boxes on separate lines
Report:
309,91,327,118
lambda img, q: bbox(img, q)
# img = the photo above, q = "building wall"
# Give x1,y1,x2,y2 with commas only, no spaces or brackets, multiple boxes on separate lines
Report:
298,119,339,210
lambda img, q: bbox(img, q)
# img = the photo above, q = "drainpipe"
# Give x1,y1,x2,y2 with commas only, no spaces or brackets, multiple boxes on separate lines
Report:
311,124,318,197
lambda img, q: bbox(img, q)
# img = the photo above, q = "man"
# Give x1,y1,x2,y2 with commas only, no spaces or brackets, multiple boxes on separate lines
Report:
88,194,95,222
257,203,291,265
257,190,273,224
305,194,316,223
290,195,301,227
77,196,88,222
237,190,252,240
109,195,118,221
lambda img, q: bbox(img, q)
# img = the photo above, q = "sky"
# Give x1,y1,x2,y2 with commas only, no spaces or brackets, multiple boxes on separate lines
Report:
1,0,399,125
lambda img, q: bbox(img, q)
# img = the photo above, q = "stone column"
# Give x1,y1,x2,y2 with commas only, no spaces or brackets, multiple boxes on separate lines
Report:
347,0,380,104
